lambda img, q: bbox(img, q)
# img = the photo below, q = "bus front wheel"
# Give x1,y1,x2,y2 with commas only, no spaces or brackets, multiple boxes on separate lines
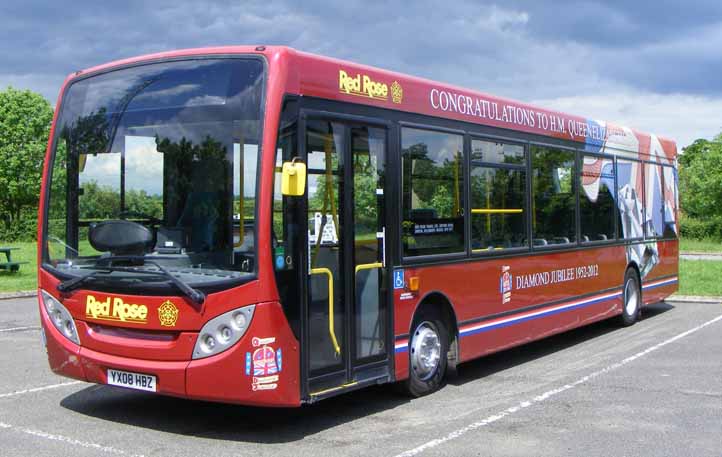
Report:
620,268,641,326
403,310,449,397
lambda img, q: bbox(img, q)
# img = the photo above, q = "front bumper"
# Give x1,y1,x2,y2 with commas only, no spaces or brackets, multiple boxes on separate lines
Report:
41,300,300,407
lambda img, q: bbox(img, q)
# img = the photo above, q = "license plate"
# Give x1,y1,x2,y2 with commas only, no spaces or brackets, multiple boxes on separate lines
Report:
107,368,157,392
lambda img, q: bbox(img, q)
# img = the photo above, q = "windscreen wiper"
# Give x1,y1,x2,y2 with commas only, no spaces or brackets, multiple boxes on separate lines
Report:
142,260,206,307
57,268,113,293
95,255,206,308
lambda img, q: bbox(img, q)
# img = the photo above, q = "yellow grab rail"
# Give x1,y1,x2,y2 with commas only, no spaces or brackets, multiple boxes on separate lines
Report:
355,262,383,275
472,247,506,253
310,267,340,356
471,208,523,214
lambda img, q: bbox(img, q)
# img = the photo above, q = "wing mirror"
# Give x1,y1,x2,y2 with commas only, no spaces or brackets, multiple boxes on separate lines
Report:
281,158,306,197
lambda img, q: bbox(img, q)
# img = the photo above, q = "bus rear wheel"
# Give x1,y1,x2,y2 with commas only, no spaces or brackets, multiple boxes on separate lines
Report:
403,311,449,397
620,268,641,326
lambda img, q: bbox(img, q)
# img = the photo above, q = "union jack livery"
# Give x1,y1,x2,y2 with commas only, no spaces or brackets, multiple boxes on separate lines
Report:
253,346,279,377
38,46,677,406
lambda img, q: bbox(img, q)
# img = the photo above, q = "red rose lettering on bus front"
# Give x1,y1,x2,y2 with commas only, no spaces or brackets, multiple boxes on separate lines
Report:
85,295,148,324
515,264,599,290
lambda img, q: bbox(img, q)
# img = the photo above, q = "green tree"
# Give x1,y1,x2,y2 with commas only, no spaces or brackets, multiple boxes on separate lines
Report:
679,137,716,168
679,133,722,220
0,87,53,235
308,151,340,218
354,155,380,236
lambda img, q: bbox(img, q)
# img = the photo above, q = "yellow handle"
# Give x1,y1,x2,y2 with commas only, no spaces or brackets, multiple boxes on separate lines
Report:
471,208,523,214
310,267,340,356
355,262,383,275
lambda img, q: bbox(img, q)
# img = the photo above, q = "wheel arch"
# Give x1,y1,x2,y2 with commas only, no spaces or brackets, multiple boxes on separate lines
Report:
626,261,641,281
625,261,643,304
409,291,460,370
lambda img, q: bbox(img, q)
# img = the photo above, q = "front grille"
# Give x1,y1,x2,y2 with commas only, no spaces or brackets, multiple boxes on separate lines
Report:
88,324,178,341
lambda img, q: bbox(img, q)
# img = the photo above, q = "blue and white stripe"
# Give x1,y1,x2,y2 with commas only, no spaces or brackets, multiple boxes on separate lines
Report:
394,276,678,354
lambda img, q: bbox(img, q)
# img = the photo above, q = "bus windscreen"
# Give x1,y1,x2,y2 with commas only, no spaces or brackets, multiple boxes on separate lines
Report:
43,58,265,290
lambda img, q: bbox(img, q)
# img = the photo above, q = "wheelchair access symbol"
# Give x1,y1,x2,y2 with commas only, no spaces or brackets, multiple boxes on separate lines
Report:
393,269,405,290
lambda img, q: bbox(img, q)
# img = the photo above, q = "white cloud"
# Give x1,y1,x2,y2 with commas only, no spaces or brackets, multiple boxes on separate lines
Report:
124,137,165,195
532,91,722,149
0,72,66,104
2,0,720,149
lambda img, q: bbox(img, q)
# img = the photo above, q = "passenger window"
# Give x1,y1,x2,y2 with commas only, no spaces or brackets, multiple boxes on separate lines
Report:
580,155,616,242
662,165,678,238
470,139,527,251
644,163,664,238
531,146,576,245
401,128,464,257
616,159,644,240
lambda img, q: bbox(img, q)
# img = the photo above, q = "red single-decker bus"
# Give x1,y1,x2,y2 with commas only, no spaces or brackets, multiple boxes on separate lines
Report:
38,46,678,406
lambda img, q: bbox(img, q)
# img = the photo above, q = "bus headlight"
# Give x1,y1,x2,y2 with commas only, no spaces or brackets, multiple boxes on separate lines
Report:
40,290,80,345
193,305,255,359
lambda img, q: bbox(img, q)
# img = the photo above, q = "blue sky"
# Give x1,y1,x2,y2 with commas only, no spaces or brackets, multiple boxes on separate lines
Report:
2,0,720,147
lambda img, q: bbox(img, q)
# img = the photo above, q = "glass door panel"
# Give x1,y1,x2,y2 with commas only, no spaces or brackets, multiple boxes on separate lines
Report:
306,120,345,374
303,118,388,390
352,126,386,361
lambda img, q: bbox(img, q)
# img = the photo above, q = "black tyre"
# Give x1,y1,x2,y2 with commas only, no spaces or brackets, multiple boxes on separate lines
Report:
403,310,449,397
620,268,641,326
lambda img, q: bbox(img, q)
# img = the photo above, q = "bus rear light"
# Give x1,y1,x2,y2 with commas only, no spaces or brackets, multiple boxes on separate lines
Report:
193,305,255,359
40,290,80,345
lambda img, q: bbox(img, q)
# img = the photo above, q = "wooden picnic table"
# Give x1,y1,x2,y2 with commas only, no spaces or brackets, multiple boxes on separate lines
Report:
0,247,28,272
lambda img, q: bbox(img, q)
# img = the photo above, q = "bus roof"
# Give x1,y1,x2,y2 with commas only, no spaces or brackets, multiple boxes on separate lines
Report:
68,45,677,161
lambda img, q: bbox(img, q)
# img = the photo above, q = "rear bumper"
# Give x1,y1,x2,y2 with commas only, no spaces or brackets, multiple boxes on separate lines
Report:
41,300,301,407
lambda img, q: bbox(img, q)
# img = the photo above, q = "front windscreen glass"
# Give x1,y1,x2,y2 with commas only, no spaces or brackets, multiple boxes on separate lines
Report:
43,58,264,289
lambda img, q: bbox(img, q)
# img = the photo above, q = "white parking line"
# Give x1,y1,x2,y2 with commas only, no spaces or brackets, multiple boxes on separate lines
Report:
0,421,145,456
0,326,40,333
0,381,83,399
394,312,722,457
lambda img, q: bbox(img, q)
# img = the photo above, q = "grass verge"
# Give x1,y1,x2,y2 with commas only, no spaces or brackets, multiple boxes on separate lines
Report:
0,241,36,293
0,241,720,297
677,260,722,296
679,238,722,253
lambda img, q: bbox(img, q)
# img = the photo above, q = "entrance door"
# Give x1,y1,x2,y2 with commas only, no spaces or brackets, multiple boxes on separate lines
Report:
303,117,388,394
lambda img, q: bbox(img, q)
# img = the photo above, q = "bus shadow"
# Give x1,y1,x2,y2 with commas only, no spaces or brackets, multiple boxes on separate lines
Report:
447,300,675,387
60,380,410,444
60,301,674,443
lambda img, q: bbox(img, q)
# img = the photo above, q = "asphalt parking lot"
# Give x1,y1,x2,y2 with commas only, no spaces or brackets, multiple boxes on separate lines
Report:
1,295,721,457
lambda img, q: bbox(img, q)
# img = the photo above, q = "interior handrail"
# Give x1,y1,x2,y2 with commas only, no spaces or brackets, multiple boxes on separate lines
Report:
355,262,383,275
471,208,523,214
310,267,341,356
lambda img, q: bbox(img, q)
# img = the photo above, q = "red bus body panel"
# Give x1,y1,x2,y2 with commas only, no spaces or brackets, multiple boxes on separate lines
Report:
392,240,678,380
40,274,300,406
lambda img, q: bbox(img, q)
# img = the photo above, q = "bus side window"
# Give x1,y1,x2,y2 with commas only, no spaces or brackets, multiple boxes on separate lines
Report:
662,165,678,238
469,139,526,252
401,128,464,257
531,146,577,246
644,162,665,238
580,154,616,243
616,159,644,240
